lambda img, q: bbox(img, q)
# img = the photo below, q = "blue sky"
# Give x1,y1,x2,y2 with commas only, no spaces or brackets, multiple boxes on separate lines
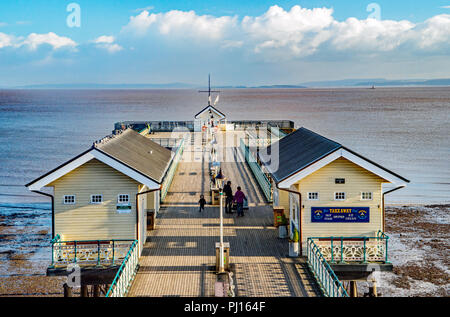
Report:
0,1,450,86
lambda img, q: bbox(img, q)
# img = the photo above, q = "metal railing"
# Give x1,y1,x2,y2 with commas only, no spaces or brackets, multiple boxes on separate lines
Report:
148,138,183,149
161,138,185,201
239,139,273,202
307,238,349,297
106,239,139,297
50,235,135,268
308,231,390,263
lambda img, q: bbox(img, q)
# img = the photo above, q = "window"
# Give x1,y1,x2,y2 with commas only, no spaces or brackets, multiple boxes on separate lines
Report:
335,178,345,184
118,194,130,204
90,194,103,204
361,192,373,200
308,192,319,201
63,195,76,205
334,192,346,201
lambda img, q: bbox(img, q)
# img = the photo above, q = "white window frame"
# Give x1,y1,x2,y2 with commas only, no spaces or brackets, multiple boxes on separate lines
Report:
361,192,373,200
90,194,103,204
117,194,130,204
307,192,319,201
63,195,76,205
334,192,346,201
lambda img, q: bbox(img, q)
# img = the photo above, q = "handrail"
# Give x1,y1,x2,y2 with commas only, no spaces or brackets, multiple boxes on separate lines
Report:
50,238,135,267
106,239,139,297
307,238,348,297
239,139,273,202
161,138,185,201
309,233,390,264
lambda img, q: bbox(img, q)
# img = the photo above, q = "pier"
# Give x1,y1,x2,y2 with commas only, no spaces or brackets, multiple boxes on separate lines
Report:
129,131,321,297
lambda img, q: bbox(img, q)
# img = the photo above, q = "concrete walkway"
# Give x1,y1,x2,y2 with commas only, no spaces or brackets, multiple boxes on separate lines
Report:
128,134,321,297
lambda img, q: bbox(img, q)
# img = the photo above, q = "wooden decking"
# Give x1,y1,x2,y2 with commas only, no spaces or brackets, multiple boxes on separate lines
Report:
128,133,321,297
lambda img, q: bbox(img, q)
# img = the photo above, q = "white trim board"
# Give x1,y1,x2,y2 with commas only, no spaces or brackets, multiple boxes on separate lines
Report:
27,149,160,191
278,148,407,189
194,106,226,119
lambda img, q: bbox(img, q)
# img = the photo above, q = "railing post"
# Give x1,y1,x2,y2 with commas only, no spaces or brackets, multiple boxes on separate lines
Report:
50,242,55,268
385,236,390,263
363,238,367,263
97,240,101,266
74,241,77,263
340,238,344,263
112,240,115,265
330,237,334,263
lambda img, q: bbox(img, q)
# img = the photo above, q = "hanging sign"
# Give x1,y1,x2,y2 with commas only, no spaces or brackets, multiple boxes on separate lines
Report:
311,207,370,223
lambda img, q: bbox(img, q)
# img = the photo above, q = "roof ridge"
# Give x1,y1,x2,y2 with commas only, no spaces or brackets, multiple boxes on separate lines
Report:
93,128,130,148
296,127,342,147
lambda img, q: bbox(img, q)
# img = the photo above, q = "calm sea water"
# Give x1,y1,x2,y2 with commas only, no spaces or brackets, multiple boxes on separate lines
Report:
0,87,449,204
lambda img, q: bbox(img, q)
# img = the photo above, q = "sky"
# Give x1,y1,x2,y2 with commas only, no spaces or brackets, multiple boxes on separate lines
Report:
0,0,450,86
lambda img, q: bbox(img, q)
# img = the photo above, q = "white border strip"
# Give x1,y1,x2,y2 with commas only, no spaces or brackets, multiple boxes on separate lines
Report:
27,149,160,191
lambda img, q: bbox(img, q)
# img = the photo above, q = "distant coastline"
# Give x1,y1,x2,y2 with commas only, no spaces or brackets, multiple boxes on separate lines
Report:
3,78,450,89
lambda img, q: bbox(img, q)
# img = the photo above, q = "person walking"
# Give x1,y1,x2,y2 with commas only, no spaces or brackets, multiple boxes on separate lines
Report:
233,186,246,217
198,194,206,213
223,181,233,214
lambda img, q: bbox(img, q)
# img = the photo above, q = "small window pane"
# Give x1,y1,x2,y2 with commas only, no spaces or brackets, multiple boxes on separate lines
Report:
91,195,103,204
118,194,130,203
335,192,346,200
63,195,75,204
308,192,319,200
335,178,345,184
361,192,373,200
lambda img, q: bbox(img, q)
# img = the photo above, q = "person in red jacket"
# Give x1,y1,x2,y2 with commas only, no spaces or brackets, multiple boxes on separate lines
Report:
233,186,246,217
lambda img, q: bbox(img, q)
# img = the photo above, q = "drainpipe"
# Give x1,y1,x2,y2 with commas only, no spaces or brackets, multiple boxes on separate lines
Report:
382,186,406,232
276,184,302,255
32,190,55,239
136,186,161,241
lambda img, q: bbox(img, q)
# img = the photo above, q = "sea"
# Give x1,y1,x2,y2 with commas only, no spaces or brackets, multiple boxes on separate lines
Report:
0,87,449,208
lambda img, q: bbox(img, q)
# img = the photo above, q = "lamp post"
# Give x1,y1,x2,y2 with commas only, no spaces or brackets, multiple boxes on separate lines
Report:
218,189,225,273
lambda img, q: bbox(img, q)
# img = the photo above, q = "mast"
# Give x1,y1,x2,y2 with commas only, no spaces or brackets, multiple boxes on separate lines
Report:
199,73,220,106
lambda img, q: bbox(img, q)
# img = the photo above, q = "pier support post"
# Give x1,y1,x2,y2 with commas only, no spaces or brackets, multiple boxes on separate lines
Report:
63,283,73,297
349,281,358,297
93,285,101,297
80,285,89,297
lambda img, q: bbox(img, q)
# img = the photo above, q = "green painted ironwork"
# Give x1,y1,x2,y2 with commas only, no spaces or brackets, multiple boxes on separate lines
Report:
106,240,139,297
309,232,390,264
239,139,273,202
307,238,348,297
161,139,185,202
50,238,135,267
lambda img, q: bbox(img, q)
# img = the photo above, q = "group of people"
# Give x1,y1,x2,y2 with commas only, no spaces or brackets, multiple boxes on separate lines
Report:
198,180,247,217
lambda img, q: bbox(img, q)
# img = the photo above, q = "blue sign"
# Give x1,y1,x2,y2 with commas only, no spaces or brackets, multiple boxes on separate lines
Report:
311,207,370,223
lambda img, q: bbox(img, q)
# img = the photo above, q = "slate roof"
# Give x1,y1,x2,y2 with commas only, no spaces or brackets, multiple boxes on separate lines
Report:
259,127,409,184
94,129,173,183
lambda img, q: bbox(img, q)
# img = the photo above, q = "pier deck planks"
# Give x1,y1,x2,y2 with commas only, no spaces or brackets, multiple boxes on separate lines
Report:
128,132,320,297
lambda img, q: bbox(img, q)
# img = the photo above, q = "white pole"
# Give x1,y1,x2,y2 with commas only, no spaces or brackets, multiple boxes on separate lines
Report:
219,190,224,272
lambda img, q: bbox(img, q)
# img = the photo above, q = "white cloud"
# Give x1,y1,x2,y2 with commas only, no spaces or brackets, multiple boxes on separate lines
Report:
330,17,415,52
22,32,77,50
242,5,334,57
93,35,123,53
415,14,450,49
0,32,14,48
123,10,237,40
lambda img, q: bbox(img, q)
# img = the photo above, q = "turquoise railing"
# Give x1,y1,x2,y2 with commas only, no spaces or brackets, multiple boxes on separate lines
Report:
307,238,349,297
161,139,185,201
239,139,273,202
50,238,135,268
308,232,390,263
106,239,139,297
